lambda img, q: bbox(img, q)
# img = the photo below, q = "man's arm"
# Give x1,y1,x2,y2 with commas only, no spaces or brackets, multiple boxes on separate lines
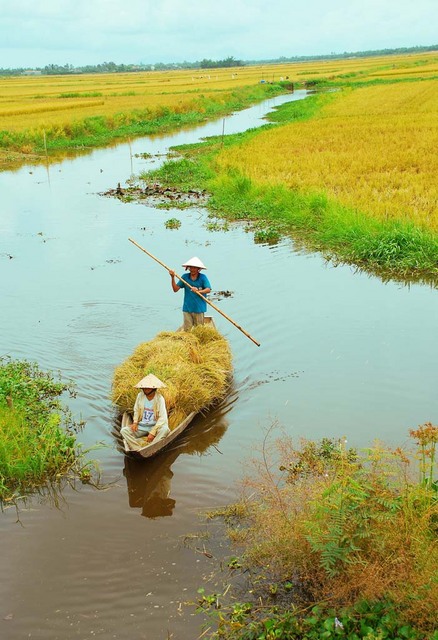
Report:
169,270,181,292
198,274,211,295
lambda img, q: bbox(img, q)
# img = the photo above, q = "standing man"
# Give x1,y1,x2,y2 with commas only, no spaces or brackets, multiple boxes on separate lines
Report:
169,256,211,330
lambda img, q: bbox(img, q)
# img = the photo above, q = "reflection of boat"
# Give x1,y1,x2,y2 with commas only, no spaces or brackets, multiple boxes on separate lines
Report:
124,451,178,518
120,410,197,459
121,405,231,518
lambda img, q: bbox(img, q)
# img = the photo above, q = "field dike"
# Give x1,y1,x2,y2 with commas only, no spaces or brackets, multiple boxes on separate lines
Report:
0,83,287,170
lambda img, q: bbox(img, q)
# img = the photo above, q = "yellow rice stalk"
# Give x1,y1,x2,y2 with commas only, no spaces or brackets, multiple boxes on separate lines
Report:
111,325,232,430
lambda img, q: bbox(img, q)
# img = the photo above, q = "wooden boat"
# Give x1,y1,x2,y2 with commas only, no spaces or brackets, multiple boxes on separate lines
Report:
120,409,198,459
117,316,224,459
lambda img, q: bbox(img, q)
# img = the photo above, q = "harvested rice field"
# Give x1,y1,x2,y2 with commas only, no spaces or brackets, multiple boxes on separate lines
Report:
1,50,436,163
214,79,438,231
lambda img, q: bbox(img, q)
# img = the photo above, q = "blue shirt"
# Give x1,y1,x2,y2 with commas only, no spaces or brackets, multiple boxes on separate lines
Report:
177,272,211,313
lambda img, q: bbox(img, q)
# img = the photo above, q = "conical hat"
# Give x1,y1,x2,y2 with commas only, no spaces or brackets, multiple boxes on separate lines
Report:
134,374,166,389
182,256,206,269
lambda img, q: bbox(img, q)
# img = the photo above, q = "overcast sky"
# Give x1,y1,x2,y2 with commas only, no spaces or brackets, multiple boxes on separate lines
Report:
0,0,437,69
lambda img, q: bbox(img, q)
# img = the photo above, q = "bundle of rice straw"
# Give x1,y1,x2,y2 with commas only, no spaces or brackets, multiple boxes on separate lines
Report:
111,325,233,430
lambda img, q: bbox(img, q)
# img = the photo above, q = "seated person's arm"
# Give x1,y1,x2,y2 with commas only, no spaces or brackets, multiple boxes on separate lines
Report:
147,396,168,441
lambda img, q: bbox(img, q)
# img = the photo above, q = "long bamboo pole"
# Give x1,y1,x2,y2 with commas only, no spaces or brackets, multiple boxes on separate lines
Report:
128,237,260,347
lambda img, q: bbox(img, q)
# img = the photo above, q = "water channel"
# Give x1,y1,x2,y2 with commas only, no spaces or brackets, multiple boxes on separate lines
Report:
1,90,437,639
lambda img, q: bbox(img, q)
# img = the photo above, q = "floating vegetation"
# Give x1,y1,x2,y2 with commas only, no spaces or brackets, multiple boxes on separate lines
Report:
210,290,234,301
205,220,230,232
134,152,153,159
164,218,182,229
253,225,281,244
100,182,208,208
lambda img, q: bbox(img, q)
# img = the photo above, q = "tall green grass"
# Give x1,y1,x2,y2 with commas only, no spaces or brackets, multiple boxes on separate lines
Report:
0,357,95,503
207,172,438,281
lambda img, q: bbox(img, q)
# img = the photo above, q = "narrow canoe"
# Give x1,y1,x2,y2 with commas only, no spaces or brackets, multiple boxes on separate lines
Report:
120,409,197,459
118,316,219,459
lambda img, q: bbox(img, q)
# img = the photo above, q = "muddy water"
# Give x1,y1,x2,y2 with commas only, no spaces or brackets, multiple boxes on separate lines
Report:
1,91,437,639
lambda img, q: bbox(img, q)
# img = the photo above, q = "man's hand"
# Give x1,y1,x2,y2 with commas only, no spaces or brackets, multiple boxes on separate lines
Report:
146,433,155,443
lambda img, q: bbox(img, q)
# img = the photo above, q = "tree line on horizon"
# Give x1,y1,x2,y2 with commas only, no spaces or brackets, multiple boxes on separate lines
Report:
0,44,436,76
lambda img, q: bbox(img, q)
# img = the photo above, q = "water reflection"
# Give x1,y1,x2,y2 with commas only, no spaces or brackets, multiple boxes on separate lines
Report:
2,91,305,175
119,397,234,518
124,453,177,517
1,473,98,518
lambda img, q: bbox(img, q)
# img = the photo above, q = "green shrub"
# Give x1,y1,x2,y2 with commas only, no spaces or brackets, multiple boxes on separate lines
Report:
0,356,95,502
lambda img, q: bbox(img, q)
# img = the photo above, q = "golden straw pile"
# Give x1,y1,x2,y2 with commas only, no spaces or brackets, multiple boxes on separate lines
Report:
111,325,233,430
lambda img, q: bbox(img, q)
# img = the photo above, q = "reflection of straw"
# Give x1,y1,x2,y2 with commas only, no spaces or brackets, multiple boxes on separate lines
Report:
174,416,228,455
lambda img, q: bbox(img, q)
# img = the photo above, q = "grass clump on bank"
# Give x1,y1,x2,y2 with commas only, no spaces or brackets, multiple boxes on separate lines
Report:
197,425,438,638
207,173,438,281
0,357,96,503
111,325,232,429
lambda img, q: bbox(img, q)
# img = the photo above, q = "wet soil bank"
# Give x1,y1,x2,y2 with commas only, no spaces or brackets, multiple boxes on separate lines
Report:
101,181,208,208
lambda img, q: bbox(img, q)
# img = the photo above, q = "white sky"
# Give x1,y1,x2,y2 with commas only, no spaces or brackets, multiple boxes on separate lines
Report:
0,0,437,69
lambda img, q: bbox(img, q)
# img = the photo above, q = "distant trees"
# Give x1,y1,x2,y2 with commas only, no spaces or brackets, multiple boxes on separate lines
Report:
246,44,438,65
43,61,141,74
0,44,436,77
0,67,26,76
0,56,245,77
44,63,75,74
199,56,244,69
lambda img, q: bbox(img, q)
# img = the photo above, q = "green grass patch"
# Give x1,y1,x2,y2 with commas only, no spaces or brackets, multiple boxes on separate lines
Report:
164,217,181,228
302,74,438,89
140,156,216,192
59,92,103,98
0,357,97,503
197,597,434,639
267,91,334,123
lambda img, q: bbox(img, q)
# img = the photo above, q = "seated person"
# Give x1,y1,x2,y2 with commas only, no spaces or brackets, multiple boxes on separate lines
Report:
121,374,170,451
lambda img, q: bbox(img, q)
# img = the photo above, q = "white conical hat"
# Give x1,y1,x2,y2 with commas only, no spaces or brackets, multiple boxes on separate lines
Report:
134,374,166,389
182,256,207,269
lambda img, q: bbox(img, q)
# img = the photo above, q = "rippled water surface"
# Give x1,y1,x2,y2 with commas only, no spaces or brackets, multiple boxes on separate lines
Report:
1,91,437,639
